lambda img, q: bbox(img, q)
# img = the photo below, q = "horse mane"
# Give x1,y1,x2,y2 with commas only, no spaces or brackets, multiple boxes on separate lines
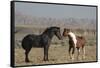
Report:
42,26,60,34
42,27,50,34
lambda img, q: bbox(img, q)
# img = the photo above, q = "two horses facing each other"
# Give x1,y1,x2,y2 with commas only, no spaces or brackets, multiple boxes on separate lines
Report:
21,27,86,63
63,28,86,60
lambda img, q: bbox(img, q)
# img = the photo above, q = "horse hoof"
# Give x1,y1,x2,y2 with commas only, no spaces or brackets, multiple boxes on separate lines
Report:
82,56,85,60
43,59,49,61
25,60,30,63
72,58,74,60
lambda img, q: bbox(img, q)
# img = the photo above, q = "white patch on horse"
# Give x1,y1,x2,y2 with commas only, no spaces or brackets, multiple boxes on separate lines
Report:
68,32,77,47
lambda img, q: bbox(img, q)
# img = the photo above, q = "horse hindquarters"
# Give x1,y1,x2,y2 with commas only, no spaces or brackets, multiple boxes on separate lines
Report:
22,35,33,62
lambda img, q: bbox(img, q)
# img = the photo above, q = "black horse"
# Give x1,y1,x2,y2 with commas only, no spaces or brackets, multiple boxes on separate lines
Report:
22,27,62,62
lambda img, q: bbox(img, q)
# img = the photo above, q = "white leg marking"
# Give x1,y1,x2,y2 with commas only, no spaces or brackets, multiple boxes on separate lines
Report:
77,49,80,60
72,54,74,60
83,47,85,59
82,47,85,59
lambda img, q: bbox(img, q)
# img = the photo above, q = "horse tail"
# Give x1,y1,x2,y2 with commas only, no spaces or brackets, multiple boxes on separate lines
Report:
22,38,26,50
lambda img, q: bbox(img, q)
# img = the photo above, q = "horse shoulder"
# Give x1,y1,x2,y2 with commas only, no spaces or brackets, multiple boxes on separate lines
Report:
41,35,50,44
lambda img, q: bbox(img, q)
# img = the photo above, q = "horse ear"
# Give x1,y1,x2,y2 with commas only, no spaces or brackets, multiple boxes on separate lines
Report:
64,28,67,31
46,27,49,30
65,29,70,32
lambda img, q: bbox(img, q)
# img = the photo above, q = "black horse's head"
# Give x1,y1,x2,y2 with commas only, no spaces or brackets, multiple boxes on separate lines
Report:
48,27,62,40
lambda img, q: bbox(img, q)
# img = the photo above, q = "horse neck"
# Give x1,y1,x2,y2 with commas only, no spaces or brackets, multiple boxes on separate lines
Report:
42,30,54,39
68,35,72,40
68,32,76,41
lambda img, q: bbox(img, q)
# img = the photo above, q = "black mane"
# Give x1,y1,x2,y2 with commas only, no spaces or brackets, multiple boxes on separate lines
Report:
43,26,60,34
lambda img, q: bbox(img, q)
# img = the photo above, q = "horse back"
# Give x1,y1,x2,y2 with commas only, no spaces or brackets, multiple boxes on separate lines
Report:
22,34,43,48
76,36,86,48
23,34,51,47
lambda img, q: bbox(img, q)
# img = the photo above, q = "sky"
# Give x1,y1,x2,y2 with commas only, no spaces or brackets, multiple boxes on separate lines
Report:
15,2,97,19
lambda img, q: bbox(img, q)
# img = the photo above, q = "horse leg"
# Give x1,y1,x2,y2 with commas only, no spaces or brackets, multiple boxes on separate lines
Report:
82,46,85,59
25,48,31,62
71,47,75,60
44,46,49,61
76,47,80,60
69,46,72,59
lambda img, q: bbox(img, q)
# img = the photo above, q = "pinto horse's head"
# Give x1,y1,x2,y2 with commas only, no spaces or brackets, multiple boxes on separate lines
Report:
62,28,70,37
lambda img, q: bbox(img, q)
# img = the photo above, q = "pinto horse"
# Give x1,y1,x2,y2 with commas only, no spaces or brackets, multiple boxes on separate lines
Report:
62,28,86,60
22,27,62,62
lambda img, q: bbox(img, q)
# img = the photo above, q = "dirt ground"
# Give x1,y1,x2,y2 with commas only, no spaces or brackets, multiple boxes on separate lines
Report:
15,45,97,66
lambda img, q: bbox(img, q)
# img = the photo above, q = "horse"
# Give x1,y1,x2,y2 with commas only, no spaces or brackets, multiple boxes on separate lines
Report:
21,26,62,62
62,28,86,60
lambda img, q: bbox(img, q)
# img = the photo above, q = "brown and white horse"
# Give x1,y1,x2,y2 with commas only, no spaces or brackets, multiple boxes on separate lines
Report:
62,28,86,60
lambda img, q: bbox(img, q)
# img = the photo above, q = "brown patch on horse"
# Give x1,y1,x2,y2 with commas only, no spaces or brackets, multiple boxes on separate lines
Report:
76,36,86,48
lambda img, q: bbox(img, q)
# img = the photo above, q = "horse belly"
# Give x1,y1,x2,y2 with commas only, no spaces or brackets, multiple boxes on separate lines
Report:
76,40,85,48
32,39,43,48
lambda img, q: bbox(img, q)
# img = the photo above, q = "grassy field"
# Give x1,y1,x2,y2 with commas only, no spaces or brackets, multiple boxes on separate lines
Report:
14,26,97,66
15,45,97,66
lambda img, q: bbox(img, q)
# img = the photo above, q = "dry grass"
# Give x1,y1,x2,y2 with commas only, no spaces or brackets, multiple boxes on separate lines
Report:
15,45,97,66
14,26,97,66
